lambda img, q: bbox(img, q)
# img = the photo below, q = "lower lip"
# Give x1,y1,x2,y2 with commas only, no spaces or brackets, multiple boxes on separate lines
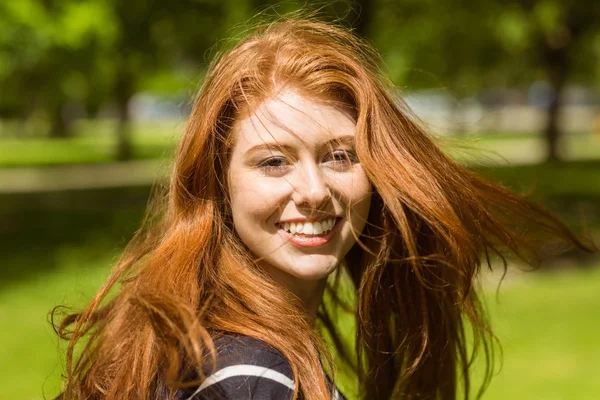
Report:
277,219,341,248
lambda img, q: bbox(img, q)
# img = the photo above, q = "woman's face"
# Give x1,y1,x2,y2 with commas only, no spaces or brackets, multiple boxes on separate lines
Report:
227,88,372,287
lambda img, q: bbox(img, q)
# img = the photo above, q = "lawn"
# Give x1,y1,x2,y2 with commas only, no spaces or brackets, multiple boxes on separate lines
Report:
0,119,182,167
2,127,599,399
442,131,600,166
0,250,115,399
1,243,599,399
477,267,600,400
2,119,600,168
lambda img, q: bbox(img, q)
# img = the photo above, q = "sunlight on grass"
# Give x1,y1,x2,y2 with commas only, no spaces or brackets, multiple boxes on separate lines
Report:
0,249,117,400
1,249,599,399
2,122,600,168
0,119,182,167
477,267,600,400
440,132,600,166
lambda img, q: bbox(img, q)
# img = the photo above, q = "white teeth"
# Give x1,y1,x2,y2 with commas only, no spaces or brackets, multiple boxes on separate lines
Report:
279,218,337,236
303,222,314,235
313,221,323,235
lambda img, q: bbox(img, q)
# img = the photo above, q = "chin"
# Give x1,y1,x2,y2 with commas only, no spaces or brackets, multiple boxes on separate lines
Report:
274,255,340,281
289,268,336,281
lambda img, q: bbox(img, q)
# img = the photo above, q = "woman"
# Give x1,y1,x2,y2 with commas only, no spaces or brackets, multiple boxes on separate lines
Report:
54,18,593,400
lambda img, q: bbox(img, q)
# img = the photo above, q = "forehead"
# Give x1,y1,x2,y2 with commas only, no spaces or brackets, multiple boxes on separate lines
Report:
232,88,356,151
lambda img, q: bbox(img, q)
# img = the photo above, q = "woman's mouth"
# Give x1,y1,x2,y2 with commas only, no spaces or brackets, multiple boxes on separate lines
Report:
276,218,341,248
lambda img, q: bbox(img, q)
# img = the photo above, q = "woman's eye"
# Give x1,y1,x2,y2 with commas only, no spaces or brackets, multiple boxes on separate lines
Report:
324,150,358,165
257,156,289,171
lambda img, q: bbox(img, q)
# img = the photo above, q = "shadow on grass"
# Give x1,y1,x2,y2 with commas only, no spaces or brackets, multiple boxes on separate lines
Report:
1,160,599,291
474,159,600,196
0,187,151,289
475,159,600,266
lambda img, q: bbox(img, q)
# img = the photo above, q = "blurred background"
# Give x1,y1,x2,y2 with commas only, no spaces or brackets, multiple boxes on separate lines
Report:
1,1,599,399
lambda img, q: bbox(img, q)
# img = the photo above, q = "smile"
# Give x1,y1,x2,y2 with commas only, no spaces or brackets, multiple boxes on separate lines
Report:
280,218,337,235
276,218,341,248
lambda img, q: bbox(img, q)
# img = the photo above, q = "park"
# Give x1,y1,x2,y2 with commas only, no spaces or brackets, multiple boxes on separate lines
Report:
1,1,599,399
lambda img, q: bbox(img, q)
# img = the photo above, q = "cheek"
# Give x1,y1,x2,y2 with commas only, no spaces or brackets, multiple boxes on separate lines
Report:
337,170,372,233
350,183,372,230
332,169,372,211
228,172,290,228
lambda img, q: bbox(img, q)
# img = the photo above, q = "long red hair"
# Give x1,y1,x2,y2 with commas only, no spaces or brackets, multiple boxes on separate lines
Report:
53,18,594,399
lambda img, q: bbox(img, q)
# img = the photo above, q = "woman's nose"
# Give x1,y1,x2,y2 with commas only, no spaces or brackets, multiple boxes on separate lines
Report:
291,162,331,208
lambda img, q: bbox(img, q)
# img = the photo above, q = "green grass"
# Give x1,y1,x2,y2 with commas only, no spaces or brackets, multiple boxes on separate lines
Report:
328,266,600,400
473,160,600,237
0,250,117,399
475,160,600,197
1,136,599,399
0,119,182,167
2,248,599,399
439,131,600,166
2,120,600,168
478,267,600,400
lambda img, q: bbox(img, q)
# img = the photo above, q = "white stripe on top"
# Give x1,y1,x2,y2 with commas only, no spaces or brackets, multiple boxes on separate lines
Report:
184,364,344,400
184,364,295,400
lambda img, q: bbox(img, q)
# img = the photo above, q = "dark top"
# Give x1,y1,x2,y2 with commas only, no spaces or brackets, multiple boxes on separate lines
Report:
174,334,347,400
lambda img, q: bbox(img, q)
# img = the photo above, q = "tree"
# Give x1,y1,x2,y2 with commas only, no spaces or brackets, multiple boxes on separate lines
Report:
101,0,227,160
0,0,116,138
512,0,600,160
370,0,600,161
0,0,225,155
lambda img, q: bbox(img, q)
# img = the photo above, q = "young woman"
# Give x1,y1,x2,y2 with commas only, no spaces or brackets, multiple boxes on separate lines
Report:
54,18,593,400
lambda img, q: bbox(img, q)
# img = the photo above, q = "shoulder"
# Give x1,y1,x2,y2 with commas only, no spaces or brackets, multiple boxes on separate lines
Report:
212,334,294,376
177,334,296,400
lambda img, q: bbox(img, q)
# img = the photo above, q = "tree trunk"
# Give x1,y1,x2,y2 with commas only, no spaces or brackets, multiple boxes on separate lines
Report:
115,68,134,161
116,98,132,161
85,96,102,119
48,100,71,138
541,38,569,162
544,83,562,162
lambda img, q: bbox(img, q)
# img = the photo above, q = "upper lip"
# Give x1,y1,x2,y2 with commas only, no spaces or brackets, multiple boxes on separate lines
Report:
277,216,339,224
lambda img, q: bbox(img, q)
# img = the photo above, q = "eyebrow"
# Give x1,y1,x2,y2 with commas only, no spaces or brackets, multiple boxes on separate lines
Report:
245,135,356,155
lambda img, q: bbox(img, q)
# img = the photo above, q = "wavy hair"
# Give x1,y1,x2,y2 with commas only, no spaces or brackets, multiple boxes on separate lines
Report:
53,17,593,400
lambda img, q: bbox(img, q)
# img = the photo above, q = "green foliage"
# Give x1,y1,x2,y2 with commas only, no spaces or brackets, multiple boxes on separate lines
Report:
368,0,600,92
0,0,116,132
0,0,599,157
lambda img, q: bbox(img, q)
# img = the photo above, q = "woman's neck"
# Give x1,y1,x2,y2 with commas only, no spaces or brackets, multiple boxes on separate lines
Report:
259,263,328,319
